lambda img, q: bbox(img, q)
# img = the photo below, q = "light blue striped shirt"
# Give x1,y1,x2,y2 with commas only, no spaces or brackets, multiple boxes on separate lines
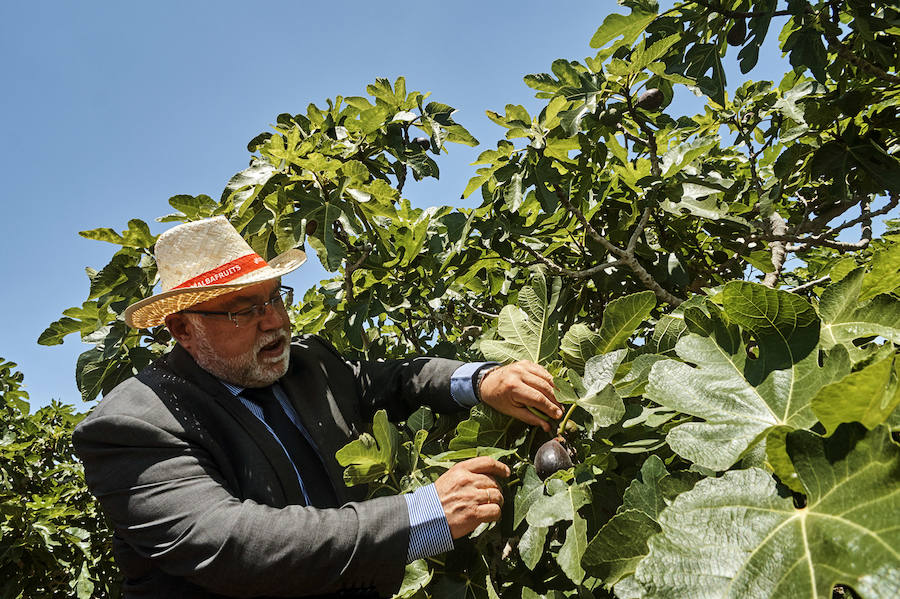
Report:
221,361,494,562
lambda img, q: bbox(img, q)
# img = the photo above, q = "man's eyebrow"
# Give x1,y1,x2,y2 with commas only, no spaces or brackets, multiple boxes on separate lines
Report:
220,287,280,311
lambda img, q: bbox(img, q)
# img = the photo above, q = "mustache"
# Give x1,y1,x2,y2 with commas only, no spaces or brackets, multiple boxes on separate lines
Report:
255,329,290,351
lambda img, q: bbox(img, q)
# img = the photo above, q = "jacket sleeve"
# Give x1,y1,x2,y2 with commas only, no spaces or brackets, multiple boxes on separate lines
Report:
73,382,410,598
303,335,467,422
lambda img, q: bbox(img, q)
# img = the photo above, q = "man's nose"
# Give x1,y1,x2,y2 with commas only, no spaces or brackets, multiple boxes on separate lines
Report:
257,301,288,330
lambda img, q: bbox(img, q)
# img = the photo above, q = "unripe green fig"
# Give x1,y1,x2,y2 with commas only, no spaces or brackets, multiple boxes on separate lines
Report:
534,439,573,480
599,107,621,127
636,88,663,112
727,17,746,46
412,136,430,150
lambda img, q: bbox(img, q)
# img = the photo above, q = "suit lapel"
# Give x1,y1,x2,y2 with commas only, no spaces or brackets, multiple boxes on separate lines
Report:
165,344,308,505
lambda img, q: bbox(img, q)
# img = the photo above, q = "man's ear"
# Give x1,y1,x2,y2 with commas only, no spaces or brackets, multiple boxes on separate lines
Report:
165,313,192,348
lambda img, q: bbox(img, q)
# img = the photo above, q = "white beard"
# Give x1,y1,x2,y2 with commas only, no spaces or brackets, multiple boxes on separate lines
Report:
187,316,291,388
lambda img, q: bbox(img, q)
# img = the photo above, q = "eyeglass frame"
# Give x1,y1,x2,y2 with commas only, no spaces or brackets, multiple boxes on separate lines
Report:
180,285,294,328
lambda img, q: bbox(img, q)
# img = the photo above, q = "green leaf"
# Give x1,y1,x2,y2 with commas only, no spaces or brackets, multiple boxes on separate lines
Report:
633,425,900,599
514,466,544,528
406,406,434,433
78,227,124,245
765,424,805,494
683,43,726,106
395,560,432,599
560,324,605,370
526,479,590,528
558,508,587,583
481,270,561,365
722,281,819,372
161,194,219,221
590,10,657,51
575,351,627,429
335,409,399,484
630,34,680,73
594,291,656,354
647,289,850,470
519,525,548,571
584,510,661,588
448,404,513,451
37,317,83,346
661,137,718,178
583,456,699,586
812,354,900,435
819,268,900,348
860,242,900,302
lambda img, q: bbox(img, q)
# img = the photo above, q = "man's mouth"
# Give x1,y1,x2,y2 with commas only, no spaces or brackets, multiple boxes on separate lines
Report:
258,337,286,359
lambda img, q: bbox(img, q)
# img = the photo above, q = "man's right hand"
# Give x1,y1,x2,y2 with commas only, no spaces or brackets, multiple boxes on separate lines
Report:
433,457,510,539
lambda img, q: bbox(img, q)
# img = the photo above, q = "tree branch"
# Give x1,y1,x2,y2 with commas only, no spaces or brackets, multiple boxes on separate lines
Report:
513,240,624,279
827,194,897,237
789,275,831,294
819,20,900,86
557,190,684,306
763,212,789,287
462,299,499,319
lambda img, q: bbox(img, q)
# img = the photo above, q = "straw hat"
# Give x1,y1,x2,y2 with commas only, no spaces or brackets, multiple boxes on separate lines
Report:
124,216,306,329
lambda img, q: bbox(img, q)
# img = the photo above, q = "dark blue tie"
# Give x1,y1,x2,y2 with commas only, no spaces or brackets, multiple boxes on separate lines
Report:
243,386,338,508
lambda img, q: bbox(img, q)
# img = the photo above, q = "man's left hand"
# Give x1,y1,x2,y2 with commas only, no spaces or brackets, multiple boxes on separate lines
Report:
478,361,563,432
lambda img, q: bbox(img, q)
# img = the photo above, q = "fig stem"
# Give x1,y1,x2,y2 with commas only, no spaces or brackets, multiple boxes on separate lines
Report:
556,403,579,437
526,405,551,422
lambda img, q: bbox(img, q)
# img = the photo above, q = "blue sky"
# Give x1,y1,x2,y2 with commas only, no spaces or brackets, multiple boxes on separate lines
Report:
0,2,813,410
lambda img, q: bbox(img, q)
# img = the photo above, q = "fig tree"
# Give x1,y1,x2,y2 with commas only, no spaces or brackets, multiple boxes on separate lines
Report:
727,17,746,46
636,88,663,112
534,438,573,480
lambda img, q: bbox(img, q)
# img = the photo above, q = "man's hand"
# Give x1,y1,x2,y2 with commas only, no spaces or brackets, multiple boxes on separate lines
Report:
434,457,510,539
479,361,563,432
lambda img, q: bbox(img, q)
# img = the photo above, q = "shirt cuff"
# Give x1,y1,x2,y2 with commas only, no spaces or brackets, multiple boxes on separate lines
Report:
450,362,498,408
405,483,453,562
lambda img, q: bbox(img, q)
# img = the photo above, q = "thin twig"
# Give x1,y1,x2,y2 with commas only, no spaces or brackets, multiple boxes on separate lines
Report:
783,237,871,252
790,275,831,293
627,207,653,254
462,299,499,319
513,240,624,278
687,0,792,19
827,194,897,237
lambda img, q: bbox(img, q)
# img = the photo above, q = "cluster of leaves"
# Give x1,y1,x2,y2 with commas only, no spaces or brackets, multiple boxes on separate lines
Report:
337,263,900,599
0,359,119,597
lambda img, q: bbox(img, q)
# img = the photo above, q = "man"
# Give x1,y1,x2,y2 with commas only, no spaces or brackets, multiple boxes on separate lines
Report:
73,216,561,598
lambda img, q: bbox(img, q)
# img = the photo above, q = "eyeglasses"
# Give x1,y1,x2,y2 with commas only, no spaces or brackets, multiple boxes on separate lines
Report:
181,286,294,328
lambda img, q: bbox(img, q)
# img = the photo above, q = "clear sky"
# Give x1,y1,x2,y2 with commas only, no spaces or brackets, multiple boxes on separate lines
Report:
1,1,808,411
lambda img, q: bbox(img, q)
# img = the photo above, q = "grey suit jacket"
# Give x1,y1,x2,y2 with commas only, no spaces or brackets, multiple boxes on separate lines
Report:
73,335,465,598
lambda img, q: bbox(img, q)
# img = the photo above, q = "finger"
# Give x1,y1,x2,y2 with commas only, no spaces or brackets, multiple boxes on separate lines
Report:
521,372,562,411
518,386,564,420
473,503,502,523
520,361,555,385
480,487,504,507
514,407,553,432
461,457,511,478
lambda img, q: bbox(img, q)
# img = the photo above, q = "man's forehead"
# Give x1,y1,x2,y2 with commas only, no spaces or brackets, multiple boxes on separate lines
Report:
194,280,280,310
